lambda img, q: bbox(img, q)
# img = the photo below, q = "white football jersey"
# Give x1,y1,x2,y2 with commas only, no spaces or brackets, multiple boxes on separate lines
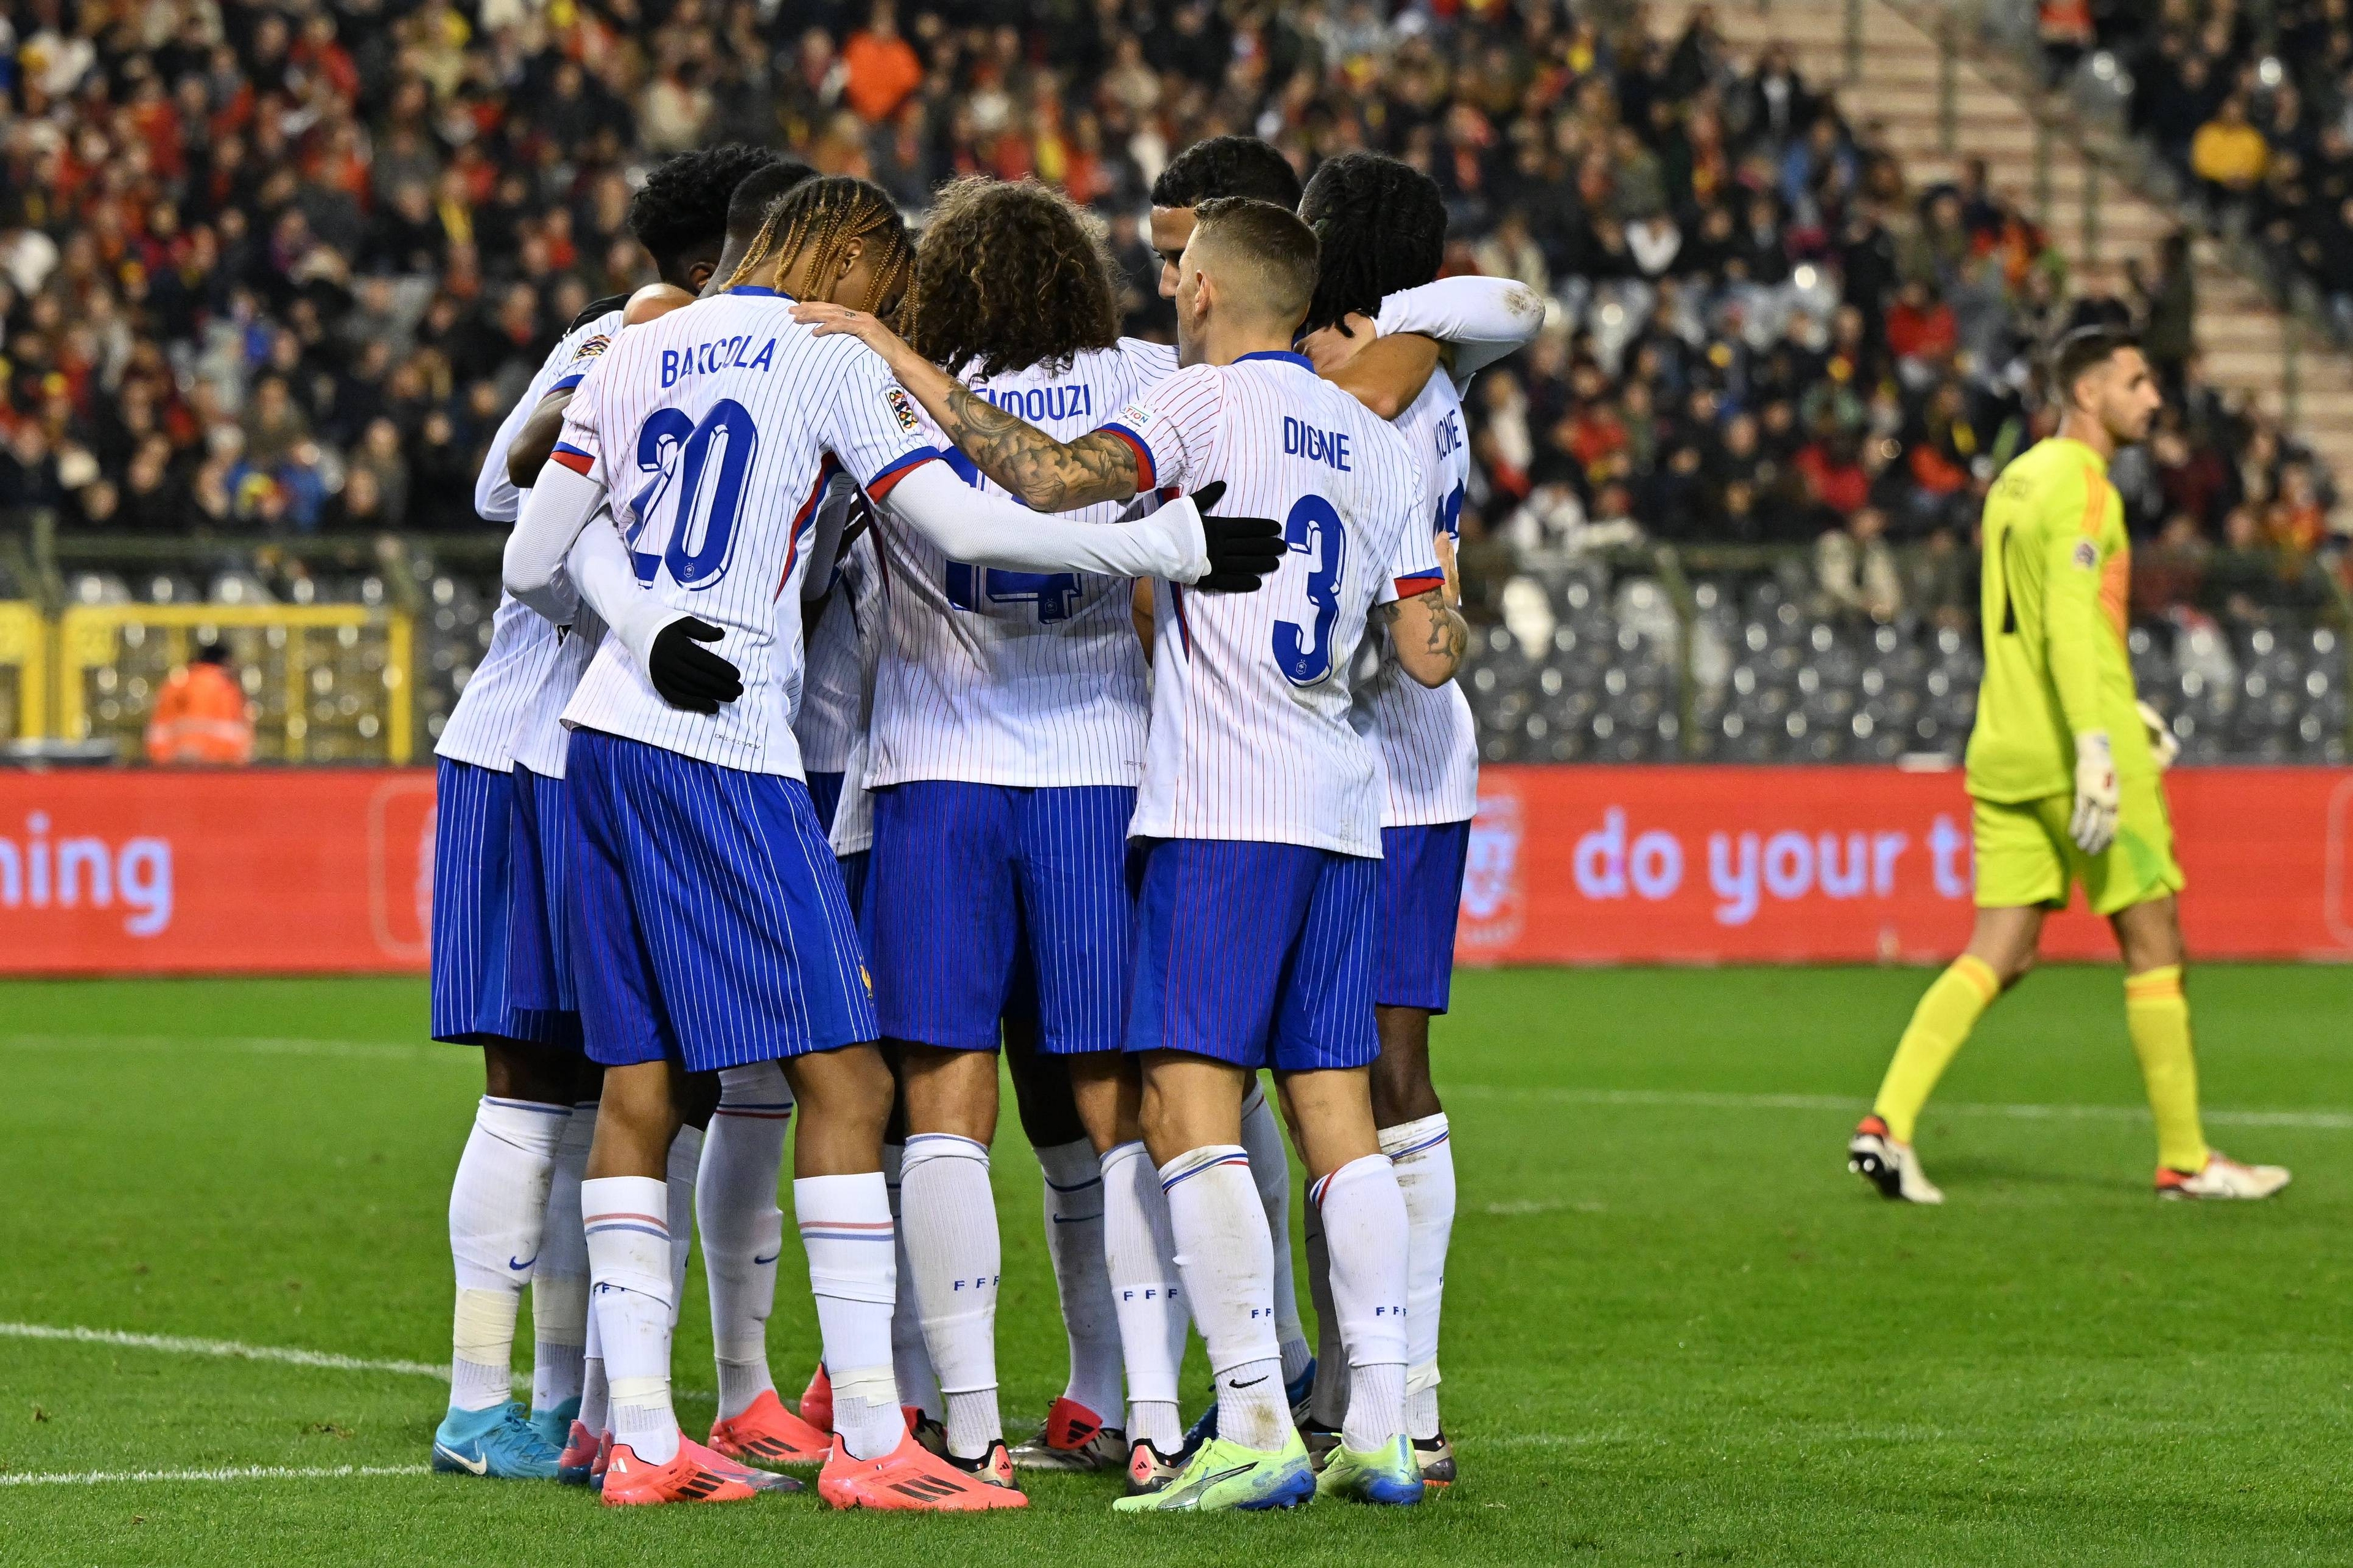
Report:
794,477,873,776
1107,352,1433,857
437,306,623,770
866,338,1177,789
550,287,939,776
795,506,882,854
503,311,627,781
1352,370,1478,826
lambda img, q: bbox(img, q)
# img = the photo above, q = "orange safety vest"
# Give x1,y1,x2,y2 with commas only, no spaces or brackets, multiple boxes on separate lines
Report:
144,662,256,765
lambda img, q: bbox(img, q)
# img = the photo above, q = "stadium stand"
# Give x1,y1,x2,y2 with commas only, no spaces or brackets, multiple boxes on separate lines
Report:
0,0,2344,765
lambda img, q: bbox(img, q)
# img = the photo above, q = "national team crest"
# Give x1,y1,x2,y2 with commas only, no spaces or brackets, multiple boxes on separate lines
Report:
1457,790,1525,953
885,386,922,433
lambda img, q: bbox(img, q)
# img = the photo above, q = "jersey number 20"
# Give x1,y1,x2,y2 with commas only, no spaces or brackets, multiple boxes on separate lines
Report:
1273,494,1346,686
626,400,759,589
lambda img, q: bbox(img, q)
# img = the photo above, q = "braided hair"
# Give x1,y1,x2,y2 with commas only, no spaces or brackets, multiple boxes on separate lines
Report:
1296,152,1447,338
906,178,1121,380
727,176,915,320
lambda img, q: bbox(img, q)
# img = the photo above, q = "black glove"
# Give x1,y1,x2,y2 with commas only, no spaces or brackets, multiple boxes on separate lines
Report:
648,616,743,713
1189,480,1285,593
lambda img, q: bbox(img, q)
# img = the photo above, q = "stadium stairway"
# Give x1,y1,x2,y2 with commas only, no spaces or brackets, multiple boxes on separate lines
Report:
1652,0,2353,492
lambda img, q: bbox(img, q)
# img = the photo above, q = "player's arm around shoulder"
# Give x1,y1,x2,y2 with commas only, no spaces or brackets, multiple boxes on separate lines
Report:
794,300,1142,512
1300,310,1441,421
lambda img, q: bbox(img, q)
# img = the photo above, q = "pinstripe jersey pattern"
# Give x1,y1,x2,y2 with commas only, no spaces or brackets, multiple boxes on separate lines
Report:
1105,352,1433,857
1353,369,1479,826
549,287,940,778
865,338,1178,789
798,514,881,854
439,308,626,771
795,480,875,775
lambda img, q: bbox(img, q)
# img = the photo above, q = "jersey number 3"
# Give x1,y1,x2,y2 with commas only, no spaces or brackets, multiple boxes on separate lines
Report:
1273,494,1346,686
627,400,759,589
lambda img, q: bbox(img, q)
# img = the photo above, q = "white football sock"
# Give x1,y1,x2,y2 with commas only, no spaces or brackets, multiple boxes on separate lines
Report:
664,1124,703,1328
881,1143,942,1420
1159,1145,1286,1452
1240,1077,1311,1385
1303,1199,1347,1428
580,1303,608,1437
1035,1137,1123,1424
900,1132,1001,1458
1379,1113,1455,1441
583,1175,680,1464
795,1172,903,1461
1101,1140,1186,1452
447,1096,567,1411
530,1100,595,1417
1313,1154,1411,1452
700,1064,791,1422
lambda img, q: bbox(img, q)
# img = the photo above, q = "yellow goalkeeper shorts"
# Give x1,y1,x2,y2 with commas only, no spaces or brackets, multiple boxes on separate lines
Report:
1971,776,2186,916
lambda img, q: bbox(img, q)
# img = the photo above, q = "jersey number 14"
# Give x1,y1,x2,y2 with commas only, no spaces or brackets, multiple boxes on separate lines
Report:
940,449,1080,622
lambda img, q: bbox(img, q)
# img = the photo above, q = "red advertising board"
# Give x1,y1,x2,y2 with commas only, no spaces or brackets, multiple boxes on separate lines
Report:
0,766,2346,974
1458,765,2353,964
0,769,434,975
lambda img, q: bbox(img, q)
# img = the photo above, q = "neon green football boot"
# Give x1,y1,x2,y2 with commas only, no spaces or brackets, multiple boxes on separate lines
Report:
1315,1434,1425,1506
1109,1430,1315,1512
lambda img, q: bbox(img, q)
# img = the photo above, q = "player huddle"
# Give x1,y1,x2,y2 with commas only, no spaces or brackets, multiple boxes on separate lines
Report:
426,135,1543,1512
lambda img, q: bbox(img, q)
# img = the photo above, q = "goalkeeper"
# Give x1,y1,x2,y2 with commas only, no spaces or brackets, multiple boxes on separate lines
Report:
1847,326,2289,1204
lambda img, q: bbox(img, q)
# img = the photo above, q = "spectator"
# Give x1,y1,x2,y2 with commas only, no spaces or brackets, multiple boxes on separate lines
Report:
1816,505,1903,623
144,640,254,765
2128,231,2198,396
844,3,923,124
2191,96,2268,220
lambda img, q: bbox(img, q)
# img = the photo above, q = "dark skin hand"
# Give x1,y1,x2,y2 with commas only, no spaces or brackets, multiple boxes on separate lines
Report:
507,389,573,490
1297,310,1446,422
507,273,710,489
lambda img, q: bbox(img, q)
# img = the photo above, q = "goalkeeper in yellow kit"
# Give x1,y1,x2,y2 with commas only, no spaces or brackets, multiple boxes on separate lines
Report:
1847,326,2290,1204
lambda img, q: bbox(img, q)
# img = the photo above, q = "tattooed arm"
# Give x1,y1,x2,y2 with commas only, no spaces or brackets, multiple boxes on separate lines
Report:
791,301,1140,512
1385,531,1470,688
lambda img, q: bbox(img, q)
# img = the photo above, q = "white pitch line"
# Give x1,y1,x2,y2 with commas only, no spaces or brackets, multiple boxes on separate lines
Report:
0,1033,441,1063
1443,1083,2353,1132
0,1323,446,1381
0,1464,429,1488
2,1320,717,1400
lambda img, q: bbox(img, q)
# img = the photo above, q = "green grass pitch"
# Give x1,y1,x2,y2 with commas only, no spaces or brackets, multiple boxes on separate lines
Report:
3,965,2351,1566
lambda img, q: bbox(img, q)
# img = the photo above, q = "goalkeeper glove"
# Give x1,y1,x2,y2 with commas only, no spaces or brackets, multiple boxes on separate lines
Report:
2137,700,2180,772
2071,730,2120,855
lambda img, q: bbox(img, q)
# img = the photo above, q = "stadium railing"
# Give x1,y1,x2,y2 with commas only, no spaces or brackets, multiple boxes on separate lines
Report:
4,515,2346,765
1465,537,2352,765
0,598,47,742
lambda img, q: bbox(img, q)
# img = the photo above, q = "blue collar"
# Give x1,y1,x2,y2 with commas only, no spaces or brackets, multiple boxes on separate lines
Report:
729,285,790,299
1237,349,1314,371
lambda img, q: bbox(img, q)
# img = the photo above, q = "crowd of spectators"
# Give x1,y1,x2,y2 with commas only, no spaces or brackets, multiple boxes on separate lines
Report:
0,0,2336,641
2086,0,2353,342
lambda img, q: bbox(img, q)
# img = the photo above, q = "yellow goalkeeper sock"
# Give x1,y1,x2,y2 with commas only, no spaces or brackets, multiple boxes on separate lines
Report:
2124,966,2208,1173
1871,955,2000,1144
